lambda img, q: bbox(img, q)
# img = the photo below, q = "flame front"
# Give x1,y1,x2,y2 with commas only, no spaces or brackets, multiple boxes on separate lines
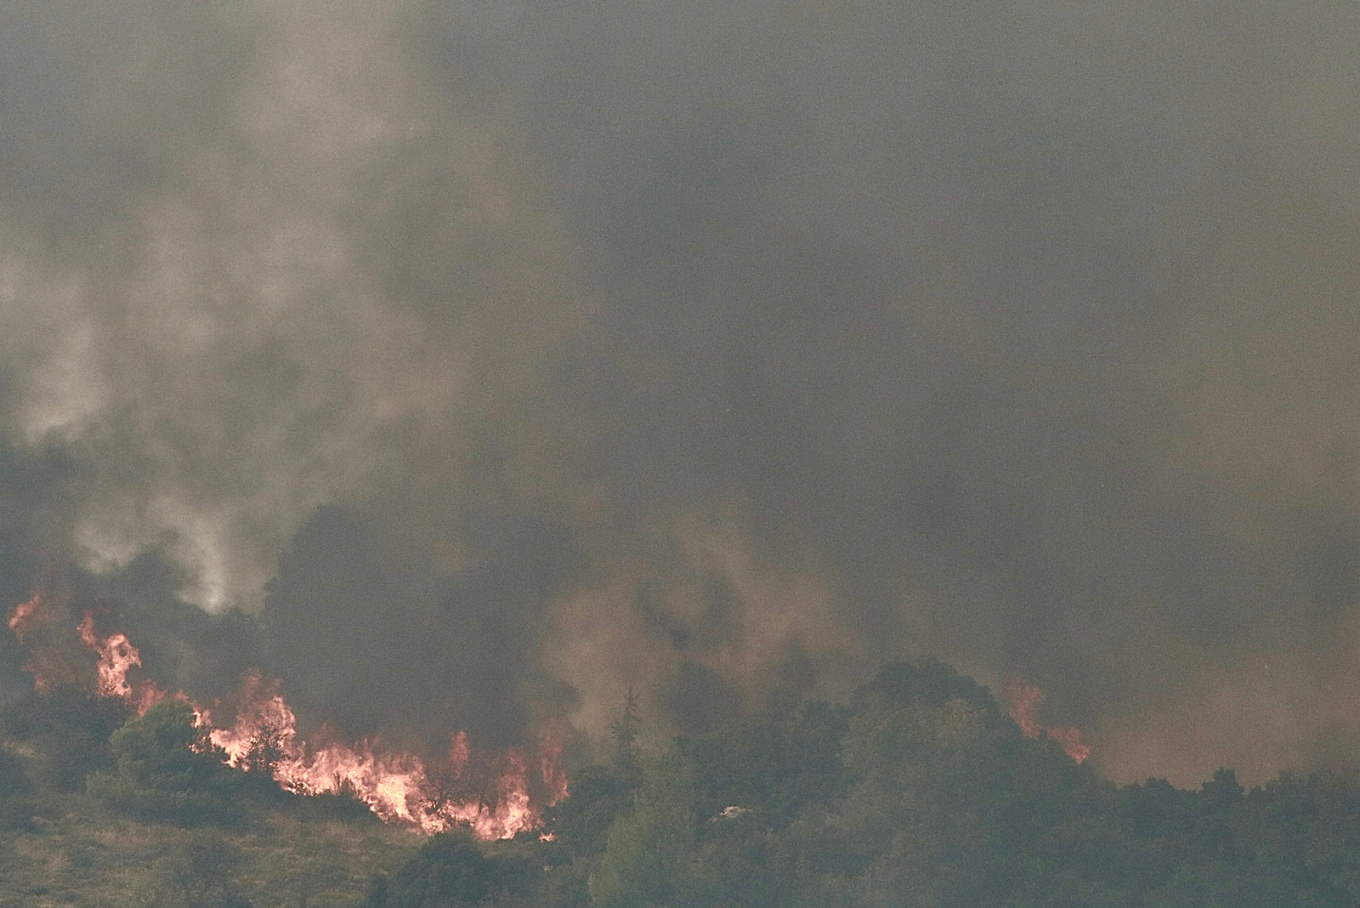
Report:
8,585,567,839
1003,674,1091,764
204,677,547,838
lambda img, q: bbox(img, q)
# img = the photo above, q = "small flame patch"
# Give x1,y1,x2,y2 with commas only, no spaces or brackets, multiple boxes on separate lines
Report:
1003,674,1091,764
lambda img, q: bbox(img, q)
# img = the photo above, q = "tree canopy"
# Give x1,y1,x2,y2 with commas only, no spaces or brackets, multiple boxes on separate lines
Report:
87,699,246,825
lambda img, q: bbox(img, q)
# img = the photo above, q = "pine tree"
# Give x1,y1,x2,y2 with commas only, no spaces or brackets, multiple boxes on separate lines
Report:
610,688,642,783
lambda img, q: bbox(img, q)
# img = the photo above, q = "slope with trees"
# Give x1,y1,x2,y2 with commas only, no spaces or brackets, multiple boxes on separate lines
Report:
5,660,1360,906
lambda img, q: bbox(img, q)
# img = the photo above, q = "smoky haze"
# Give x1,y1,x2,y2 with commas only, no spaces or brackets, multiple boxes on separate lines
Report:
2,0,1359,782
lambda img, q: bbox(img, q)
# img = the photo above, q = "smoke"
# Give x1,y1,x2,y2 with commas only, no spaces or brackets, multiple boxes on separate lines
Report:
4,0,1360,782
0,0,587,612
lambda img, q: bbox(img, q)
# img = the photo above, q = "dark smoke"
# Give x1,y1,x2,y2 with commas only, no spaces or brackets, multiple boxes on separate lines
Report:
3,0,1360,783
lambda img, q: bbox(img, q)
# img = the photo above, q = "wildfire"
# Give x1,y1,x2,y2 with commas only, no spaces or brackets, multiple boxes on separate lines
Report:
1003,674,1091,764
201,676,549,838
8,583,567,839
77,611,171,712
8,592,40,637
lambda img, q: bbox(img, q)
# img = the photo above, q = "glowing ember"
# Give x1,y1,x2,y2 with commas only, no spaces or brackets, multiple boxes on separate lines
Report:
1003,674,1090,764
7,593,40,638
1045,725,1091,764
7,582,568,839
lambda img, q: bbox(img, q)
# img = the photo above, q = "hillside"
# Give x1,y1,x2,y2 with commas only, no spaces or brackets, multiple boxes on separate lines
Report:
0,796,416,908
4,661,1360,907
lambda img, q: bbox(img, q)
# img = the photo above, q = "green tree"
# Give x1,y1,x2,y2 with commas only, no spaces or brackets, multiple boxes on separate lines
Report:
610,688,642,784
368,830,539,908
540,691,647,863
679,701,851,830
589,753,700,908
1,689,129,790
87,699,244,824
542,764,634,860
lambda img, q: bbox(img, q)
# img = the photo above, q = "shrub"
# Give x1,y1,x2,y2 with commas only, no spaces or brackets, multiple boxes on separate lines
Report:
369,831,540,908
87,700,245,825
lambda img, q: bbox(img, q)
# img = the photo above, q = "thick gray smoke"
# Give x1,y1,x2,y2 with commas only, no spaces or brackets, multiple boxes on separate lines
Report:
4,0,1360,782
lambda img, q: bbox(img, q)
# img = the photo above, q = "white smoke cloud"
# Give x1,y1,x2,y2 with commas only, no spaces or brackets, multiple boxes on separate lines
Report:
0,0,584,610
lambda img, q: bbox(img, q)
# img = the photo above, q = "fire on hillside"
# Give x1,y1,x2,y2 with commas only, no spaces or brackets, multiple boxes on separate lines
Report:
8,576,568,839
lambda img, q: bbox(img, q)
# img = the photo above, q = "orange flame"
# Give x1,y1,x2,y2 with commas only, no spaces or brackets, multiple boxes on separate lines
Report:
1003,674,1091,763
8,583,568,838
8,592,40,639
200,675,553,837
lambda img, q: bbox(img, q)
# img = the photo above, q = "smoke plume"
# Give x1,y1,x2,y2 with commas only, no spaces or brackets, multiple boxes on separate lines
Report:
4,0,1360,784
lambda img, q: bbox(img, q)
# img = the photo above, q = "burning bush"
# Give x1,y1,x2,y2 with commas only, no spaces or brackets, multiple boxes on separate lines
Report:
87,700,246,826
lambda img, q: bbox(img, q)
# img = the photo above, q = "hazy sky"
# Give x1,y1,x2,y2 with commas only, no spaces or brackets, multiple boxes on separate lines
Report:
4,0,1360,784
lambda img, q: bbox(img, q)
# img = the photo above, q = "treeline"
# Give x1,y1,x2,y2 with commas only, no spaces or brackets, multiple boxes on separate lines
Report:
375,662,1360,908
6,662,1360,906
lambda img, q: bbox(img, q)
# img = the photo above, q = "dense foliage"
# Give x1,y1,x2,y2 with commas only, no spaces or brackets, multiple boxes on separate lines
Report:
366,832,541,908
86,699,249,825
529,661,1360,908
7,661,1360,906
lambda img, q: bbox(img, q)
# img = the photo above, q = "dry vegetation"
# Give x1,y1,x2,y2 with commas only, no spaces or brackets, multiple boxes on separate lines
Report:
0,795,420,908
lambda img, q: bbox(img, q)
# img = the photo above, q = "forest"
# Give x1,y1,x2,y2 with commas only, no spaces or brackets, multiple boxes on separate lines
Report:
1,660,1360,907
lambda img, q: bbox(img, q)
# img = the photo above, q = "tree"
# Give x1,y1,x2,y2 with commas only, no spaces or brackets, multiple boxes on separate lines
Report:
540,764,634,860
242,720,287,777
87,699,244,824
1,689,129,790
368,830,540,908
852,660,1005,730
610,688,642,783
539,691,647,862
589,753,700,908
